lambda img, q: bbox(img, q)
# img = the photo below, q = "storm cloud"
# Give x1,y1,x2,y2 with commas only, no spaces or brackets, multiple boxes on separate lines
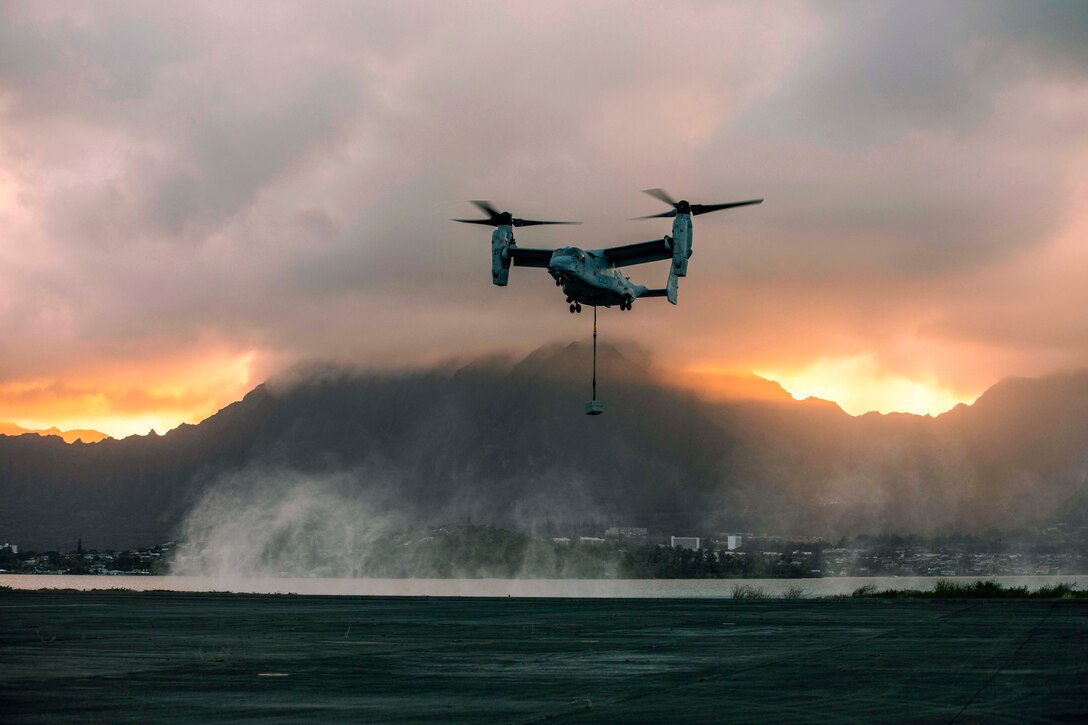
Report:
1,1,1087,434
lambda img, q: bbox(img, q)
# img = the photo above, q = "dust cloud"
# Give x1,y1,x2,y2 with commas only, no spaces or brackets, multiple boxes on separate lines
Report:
169,469,403,579
167,466,622,581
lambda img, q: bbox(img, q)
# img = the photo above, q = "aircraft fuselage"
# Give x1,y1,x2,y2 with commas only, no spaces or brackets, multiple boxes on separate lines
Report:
547,247,646,308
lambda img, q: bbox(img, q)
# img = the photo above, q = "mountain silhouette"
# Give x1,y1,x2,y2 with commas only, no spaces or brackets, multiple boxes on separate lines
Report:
0,422,109,444
2,344,1086,550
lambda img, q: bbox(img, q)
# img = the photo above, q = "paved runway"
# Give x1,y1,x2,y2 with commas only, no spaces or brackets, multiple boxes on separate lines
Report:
1,590,1085,722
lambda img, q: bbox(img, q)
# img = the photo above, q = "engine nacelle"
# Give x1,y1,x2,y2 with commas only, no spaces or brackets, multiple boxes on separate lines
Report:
666,267,678,305
671,213,692,277
491,224,514,286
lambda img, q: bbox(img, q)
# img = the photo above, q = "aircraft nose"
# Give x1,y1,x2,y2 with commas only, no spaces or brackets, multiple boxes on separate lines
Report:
549,257,573,273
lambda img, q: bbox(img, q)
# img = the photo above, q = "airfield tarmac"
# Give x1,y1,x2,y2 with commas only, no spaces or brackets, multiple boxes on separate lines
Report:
1,590,1085,723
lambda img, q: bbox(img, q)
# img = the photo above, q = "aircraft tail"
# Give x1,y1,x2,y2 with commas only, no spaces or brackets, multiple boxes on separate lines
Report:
640,268,678,305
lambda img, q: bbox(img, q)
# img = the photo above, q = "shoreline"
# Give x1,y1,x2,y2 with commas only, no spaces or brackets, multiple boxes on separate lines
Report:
3,574,1085,599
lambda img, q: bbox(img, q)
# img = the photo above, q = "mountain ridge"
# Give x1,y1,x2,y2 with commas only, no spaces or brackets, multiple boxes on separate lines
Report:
2,343,1085,549
0,422,110,444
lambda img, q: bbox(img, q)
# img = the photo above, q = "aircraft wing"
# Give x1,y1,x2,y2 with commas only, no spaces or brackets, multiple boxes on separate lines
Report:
599,238,672,267
508,247,554,268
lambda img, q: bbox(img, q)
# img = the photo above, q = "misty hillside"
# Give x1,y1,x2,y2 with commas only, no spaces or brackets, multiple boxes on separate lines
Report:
2,343,1087,550
712,370,1088,536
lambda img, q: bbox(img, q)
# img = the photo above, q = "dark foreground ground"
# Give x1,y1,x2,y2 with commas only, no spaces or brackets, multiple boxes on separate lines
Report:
1,590,1086,723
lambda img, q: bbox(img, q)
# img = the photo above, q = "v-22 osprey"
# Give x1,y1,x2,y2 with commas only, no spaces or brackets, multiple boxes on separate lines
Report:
453,189,762,313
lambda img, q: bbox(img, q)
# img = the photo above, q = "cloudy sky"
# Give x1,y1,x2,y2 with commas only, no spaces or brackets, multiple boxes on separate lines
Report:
1,0,1087,436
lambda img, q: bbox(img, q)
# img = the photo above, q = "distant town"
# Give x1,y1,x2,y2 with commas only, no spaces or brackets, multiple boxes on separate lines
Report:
1,540,174,576
3,521,1086,578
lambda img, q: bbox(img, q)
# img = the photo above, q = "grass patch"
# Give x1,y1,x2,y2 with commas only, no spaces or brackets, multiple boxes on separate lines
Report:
731,583,768,599
842,580,1084,599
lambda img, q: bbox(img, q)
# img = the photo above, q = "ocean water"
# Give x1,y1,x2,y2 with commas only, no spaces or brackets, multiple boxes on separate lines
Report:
1,574,1083,598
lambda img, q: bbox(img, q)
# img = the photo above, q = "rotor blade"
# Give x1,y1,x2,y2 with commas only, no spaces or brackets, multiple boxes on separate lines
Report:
690,199,764,216
512,218,582,227
642,188,677,207
630,210,677,220
471,200,502,218
451,218,500,226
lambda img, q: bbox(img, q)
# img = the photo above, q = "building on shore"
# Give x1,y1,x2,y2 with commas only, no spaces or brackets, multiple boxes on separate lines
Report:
604,527,648,539
670,536,701,551
714,534,742,551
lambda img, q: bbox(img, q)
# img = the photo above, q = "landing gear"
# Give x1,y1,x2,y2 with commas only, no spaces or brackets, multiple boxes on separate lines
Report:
621,296,633,311
569,302,582,314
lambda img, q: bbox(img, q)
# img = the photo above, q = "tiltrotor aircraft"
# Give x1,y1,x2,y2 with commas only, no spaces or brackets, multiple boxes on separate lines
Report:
453,189,762,313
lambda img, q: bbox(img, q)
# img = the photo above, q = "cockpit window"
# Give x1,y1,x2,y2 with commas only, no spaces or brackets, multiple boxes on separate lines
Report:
556,247,585,260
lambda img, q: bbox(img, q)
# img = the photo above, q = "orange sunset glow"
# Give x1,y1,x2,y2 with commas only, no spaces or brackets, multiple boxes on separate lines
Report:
0,350,257,439
756,356,974,417
684,359,976,417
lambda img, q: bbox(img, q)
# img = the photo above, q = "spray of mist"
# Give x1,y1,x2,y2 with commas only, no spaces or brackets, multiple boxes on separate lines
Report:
168,466,623,580
169,468,403,578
